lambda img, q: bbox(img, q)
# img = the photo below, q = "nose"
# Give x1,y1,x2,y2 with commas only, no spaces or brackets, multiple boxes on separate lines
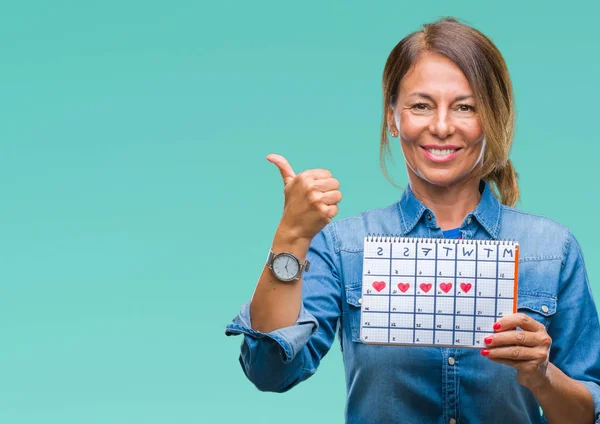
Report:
428,107,455,139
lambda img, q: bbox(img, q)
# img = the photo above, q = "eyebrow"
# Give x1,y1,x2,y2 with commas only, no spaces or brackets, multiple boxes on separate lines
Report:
409,92,474,102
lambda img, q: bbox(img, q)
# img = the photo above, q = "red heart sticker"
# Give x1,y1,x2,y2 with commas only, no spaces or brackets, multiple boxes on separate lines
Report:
460,283,472,293
397,282,410,293
372,281,386,292
440,283,453,293
419,283,432,293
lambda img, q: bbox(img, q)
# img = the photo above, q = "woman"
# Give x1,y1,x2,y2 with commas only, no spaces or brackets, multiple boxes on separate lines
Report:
226,17,600,423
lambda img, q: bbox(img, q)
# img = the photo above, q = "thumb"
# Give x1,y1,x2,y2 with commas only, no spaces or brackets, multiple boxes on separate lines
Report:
266,153,296,185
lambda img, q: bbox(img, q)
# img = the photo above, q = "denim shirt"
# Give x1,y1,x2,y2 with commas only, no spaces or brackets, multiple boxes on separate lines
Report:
226,181,600,424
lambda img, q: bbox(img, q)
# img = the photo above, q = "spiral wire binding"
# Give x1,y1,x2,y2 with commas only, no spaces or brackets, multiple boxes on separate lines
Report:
365,234,517,245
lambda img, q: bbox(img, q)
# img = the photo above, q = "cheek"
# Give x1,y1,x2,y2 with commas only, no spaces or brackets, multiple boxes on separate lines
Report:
398,112,428,143
457,119,483,144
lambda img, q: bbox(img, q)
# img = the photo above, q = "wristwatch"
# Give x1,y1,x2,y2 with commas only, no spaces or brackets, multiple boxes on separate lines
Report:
266,249,311,282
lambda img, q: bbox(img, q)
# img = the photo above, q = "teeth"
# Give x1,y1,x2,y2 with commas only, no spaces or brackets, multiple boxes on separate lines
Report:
427,149,455,157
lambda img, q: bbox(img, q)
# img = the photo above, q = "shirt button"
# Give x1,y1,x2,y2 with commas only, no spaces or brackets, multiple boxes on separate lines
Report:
427,213,432,220
449,419,457,424
467,217,472,224
358,298,362,304
541,305,549,313
448,357,455,366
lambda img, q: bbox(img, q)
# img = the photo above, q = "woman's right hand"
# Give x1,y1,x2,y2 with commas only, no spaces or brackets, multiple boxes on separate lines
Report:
266,154,342,242
248,154,341,333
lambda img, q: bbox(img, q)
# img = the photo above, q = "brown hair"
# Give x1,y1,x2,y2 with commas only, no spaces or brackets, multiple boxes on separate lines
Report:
380,16,519,206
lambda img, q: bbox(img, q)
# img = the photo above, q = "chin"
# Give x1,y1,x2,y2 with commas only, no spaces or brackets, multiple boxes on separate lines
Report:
414,169,468,188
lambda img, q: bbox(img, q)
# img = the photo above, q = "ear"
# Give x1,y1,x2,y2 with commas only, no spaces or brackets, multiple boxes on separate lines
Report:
386,106,398,135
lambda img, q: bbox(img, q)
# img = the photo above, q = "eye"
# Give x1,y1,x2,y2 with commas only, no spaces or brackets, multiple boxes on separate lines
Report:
411,103,430,111
457,104,476,112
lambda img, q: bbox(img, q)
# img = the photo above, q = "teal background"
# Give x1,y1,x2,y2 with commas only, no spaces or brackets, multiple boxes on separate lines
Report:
0,1,598,422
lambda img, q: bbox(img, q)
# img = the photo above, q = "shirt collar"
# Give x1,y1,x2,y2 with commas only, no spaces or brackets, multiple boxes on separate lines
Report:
396,180,502,239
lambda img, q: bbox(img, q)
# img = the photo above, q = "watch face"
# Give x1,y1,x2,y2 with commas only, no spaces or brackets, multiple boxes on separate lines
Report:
272,253,300,281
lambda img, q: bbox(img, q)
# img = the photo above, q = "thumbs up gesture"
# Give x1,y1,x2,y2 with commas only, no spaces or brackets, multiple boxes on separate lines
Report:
267,154,342,242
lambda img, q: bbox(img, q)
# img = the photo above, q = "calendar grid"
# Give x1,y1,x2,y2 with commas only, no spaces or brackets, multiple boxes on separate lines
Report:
413,241,418,344
360,237,518,348
360,293,507,300
452,239,458,345
356,310,505,317
432,242,439,343
365,257,503,263
495,242,499,321
471,242,478,345
388,242,392,343
360,272,513,280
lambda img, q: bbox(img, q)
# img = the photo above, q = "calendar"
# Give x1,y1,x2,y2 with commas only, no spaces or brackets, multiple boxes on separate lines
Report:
360,236,519,348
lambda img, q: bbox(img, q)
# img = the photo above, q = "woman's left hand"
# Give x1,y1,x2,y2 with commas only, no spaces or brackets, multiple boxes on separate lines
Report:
481,313,553,390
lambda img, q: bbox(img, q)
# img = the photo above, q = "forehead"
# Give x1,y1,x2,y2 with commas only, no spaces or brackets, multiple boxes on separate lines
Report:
400,51,473,97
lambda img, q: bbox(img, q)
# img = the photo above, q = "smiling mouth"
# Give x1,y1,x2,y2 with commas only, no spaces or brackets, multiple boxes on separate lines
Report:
421,146,462,161
425,148,459,157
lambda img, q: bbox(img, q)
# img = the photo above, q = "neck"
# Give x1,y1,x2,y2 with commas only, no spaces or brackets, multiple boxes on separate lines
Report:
408,172,482,231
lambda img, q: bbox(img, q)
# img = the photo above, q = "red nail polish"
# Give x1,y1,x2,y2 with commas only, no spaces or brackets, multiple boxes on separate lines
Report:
493,322,501,330
481,349,490,356
484,336,493,344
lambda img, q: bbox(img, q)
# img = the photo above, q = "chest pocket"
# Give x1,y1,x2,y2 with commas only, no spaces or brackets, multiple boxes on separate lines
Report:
344,285,363,342
516,293,557,328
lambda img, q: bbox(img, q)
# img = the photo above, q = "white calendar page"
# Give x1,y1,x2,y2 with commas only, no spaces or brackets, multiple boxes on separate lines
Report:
360,237,519,348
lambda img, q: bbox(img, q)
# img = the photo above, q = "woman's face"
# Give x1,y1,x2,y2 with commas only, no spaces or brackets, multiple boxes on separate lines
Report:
388,51,485,189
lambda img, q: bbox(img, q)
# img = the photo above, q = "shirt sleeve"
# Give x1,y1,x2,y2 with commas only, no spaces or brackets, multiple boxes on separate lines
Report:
547,230,600,423
224,224,342,393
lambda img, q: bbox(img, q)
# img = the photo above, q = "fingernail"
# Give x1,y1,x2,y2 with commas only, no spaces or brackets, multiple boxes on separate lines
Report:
493,322,501,330
480,349,490,356
484,336,493,344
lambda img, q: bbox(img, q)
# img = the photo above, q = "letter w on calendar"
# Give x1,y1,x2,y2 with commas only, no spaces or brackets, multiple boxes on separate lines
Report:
360,236,519,347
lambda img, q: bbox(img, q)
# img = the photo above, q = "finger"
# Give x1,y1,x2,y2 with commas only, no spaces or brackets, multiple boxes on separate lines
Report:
321,204,338,219
321,190,342,205
484,330,540,348
313,177,340,192
494,313,544,333
482,345,545,361
266,154,296,185
303,168,333,180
